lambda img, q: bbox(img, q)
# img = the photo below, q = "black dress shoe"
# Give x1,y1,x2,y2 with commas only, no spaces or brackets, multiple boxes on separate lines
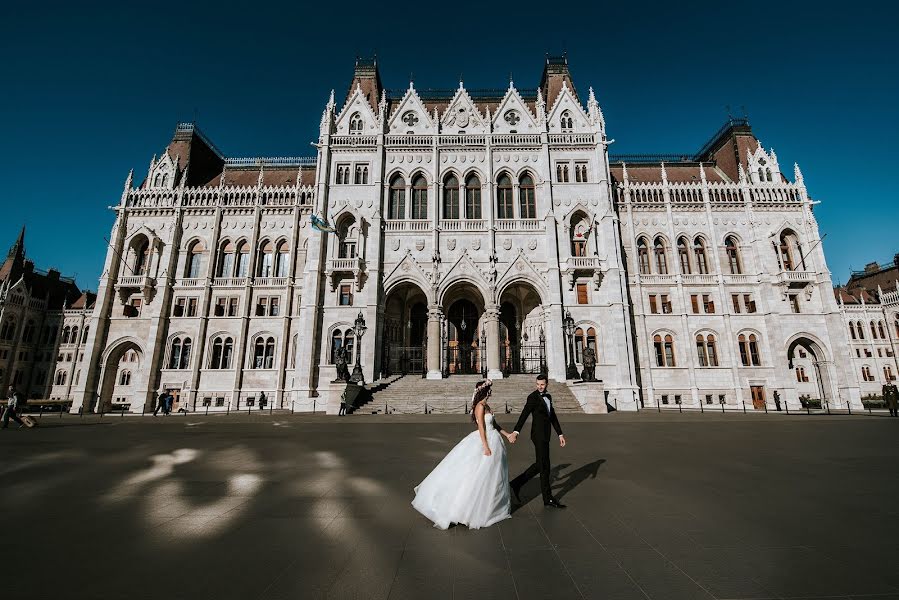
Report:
544,499,566,509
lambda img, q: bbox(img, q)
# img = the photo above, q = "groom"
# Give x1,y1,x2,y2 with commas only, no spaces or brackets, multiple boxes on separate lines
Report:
509,373,567,508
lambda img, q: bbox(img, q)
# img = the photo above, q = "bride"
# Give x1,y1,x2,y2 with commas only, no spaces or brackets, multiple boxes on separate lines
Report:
411,379,514,530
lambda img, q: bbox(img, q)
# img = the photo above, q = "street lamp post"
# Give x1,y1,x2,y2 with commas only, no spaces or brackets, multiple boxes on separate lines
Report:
350,311,367,384
564,310,579,380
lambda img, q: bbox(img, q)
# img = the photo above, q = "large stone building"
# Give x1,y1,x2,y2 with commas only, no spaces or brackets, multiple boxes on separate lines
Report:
0,228,92,401
66,56,864,414
834,257,899,400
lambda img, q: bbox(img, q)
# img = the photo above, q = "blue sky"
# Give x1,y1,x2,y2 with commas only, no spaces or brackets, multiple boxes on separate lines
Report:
1,1,896,290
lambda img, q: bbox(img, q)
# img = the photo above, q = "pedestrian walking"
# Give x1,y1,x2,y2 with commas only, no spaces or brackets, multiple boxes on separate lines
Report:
164,393,173,415
259,391,267,410
153,392,167,416
338,389,347,416
773,390,782,412
883,382,899,417
2,385,26,429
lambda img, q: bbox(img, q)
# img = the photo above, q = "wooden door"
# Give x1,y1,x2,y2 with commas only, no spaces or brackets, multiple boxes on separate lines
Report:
167,388,182,412
750,386,765,410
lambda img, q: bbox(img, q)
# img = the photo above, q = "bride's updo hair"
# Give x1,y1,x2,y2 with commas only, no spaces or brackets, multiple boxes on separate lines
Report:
470,379,493,422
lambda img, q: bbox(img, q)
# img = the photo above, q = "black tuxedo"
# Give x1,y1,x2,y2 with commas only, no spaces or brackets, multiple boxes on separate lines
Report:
511,390,563,503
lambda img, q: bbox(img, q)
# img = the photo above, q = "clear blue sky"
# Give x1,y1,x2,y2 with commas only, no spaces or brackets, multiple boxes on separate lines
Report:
2,1,896,291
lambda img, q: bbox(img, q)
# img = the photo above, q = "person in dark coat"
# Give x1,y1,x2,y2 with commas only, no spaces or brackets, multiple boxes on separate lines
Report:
2,385,25,429
773,390,782,412
883,382,899,417
153,392,167,416
509,374,568,508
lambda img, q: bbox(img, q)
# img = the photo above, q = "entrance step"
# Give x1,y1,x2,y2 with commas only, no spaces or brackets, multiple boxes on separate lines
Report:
364,374,584,415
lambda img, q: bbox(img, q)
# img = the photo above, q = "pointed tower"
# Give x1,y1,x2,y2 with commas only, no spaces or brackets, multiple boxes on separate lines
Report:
539,53,579,110
346,56,383,112
0,226,26,284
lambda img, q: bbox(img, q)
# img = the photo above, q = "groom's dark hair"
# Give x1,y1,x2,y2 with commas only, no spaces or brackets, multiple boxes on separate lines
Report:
536,373,548,382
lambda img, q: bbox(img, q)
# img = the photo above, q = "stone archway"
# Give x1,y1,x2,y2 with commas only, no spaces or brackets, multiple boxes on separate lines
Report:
786,335,834,409
382,282,429,375
97,339,145,413
498,281,546,374
441,282,487,376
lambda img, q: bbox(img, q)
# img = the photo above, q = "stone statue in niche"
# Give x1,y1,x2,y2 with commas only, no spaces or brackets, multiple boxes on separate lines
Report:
580,347,597,382
333,347,351,382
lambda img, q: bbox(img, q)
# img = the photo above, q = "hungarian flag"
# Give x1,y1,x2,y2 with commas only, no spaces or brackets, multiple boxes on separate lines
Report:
310,214,335,233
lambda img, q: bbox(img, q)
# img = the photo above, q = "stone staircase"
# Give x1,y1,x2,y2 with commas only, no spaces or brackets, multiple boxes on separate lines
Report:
361,374,584,415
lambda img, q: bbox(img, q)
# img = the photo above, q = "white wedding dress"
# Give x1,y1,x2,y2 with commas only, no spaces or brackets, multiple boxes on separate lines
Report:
412,413,511,530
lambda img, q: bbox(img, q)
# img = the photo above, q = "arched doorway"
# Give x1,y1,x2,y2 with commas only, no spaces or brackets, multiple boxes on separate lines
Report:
787,336,833,409
98,339,145,413
441,282,486,376
383,282,429,375
499,281,546,374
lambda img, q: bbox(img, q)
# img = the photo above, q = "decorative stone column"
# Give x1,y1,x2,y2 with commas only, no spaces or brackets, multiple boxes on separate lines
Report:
485,306,503,380
426,306,443,380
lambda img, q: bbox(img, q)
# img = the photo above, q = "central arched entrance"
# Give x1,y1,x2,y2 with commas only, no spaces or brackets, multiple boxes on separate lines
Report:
441,281,486,376
499,281,546,375
97,339,145,413
383,282,429,375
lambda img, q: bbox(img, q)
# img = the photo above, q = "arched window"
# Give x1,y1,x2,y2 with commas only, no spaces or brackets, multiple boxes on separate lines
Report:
870,321,878,339
738,333,761,366
411,174,428,219
637,237,651,275
186,241,204,278
349,112,364,134
724,236,741,274
766,168,772,182
134,240,150,275
856,322,865,340
895,318,899,337
331,330,343,364
82,325,89,344
168,337,191,369
218,241,235,277
465,175,482,219
235,242,250,278
695,334,718,367
778,230,804,271
796,366,808,382
258,240,274,277
849,323,856,340
443,175,460,220
153,173,161,187
161,173,169,187
337,219,356,259
55,370,66,386
694,237,709,274
878,321,886,339
210,337,234,369
119,370,131,386
574,327,584,363
62,326,71,345
560,110,574,132
388,176,405,220
885,365,895,382
519,174,536,219
861,365,873,382
69,326,77,346
653,237,668,275
344,328,356,364
496,173,513,219
253,337,276,369
677,237,691,274
275,241,290,278
653,334,675,367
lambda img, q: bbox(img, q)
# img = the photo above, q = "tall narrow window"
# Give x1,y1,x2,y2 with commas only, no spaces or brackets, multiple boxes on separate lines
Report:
258,241,274,277
856,322,865,340
210,338,223,369
169,338,182,369
574,327,584,363
186,241,204,278
870,321,878,339
654,237,668,274
677,237,691,274
654,334,675,367
222,338,233,369
519,174,536,219
218,241,235,277
411,174,428,219
465,175,481,219
738,334,761,366
349,112,363,134
637,237,651,274
235,242,249,277
275,242,290,278
576,283,588,305
331,330,343,364
725,236,741,274
694,238,709,274
496,174,513,219
389,176,405,220
443,175,460,220
134,240,150,275
849,323,856,339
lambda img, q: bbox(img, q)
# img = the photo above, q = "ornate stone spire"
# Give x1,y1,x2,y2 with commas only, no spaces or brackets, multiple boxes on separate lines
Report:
660,162,668,185
793,162,804,184
699,162,707,184
621,162,629,185
738,164,747,183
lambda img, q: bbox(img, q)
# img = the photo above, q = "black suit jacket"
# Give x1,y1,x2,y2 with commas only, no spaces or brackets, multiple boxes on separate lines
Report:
513,390,563,444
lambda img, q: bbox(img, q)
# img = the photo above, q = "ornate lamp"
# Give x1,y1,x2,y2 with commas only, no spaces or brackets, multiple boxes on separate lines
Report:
564,310,579,380
350,311,367,384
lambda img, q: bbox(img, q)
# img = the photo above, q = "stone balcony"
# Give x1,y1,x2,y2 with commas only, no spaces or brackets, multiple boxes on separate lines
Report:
253,277,290,288
212,277,248,288
681,273,718,285
174,277,206,289
327,257,365,291
563,256,606,290
115,274,157,303
776,270,816,287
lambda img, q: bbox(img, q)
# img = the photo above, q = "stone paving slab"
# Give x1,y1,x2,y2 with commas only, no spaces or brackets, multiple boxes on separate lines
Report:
1,412,897,599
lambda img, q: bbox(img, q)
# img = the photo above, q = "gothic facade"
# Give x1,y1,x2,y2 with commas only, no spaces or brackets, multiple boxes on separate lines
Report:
66,57,863,414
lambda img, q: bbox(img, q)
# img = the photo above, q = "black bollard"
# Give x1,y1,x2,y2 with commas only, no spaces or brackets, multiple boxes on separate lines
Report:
847,400,851,415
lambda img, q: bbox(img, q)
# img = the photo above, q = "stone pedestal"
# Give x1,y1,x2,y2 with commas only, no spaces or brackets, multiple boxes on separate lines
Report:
321,380,352,415
567,381,608,414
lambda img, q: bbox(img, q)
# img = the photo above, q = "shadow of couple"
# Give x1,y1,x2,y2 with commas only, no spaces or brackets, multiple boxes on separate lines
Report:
510,459,605,513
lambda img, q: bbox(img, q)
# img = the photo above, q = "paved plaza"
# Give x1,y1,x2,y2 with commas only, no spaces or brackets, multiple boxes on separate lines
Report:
1,411,898,600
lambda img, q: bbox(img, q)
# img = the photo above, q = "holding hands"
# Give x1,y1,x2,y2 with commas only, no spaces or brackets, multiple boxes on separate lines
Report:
506,431,518,444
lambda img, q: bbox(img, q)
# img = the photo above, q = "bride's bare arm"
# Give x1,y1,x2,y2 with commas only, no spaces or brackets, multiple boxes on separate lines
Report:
475,402,491,456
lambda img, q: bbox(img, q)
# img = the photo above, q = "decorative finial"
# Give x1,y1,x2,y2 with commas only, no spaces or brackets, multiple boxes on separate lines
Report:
621,162,629,184
738,164,747,183
793,162,804,184
699,162,707,183
660,162,668,184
